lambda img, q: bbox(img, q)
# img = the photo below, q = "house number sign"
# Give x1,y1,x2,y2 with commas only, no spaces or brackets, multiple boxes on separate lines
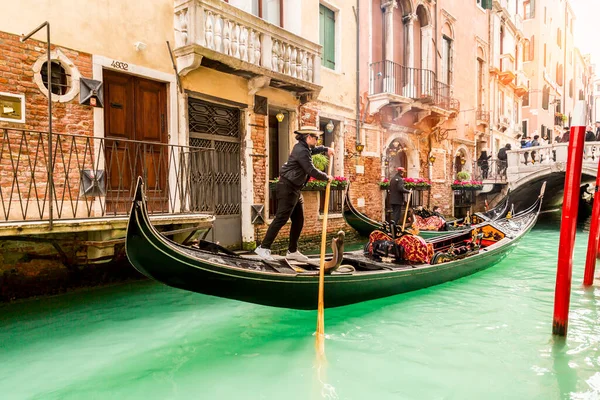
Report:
110,60,129,71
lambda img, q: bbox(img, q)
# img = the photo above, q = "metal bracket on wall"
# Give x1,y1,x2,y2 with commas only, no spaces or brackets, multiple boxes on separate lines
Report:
251,204,265,225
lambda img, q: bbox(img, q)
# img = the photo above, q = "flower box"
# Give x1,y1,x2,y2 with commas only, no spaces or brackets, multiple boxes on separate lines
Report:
451,179,483,191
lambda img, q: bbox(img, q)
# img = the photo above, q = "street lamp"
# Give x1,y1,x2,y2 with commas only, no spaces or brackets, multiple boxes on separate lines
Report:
428,155,436,166
460,157,466,165
275,111,285,122
325,120,335,133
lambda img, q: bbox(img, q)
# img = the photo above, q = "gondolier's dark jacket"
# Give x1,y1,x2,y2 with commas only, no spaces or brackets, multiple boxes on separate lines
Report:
279,140,329,190
389,173,410,205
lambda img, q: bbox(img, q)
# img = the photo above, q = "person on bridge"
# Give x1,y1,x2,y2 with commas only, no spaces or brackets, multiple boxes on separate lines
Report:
389,167,412,226
595,122,600,141
586,126,596,142
477,150,492,179
497,144,511,176
561,127,570,143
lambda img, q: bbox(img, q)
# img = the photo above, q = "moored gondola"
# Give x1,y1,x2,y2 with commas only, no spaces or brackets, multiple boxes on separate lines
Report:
126,178,542,310
343,184,511,239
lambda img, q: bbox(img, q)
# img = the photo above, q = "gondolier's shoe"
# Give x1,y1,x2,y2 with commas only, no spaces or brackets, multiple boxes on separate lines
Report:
254,246,275,261
286,250,310,262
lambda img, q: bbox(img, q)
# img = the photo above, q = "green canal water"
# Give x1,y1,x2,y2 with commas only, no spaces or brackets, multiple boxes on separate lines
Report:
1,217,600,400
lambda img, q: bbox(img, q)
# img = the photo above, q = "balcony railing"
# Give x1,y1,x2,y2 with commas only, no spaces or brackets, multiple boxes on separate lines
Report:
369,60,436,100
0,128,215,225
476,108,490,124
470,159,508,183
173,0,321,88
369,60,457,111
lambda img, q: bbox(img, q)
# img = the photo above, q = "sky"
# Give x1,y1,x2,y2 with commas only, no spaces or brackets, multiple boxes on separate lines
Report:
571,0,600,68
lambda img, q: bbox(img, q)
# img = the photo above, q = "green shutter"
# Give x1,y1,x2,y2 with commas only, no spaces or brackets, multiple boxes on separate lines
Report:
319,5,335,69
482,0,493,10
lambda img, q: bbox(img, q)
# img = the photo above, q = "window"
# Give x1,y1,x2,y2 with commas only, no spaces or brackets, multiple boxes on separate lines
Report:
569,79,573,98
40,61,68,96
477,58,484,108
544,7,546,24
522,82,530,106
523,1,534,19
556,63,563,86
596,84,600,92
543,43,546,67
477,0,493,9
441,35,453,85
523,40,530,62
319,4,336,70
234,0,283,27
522,120,528,136
542,86,549,110
557,28,562,48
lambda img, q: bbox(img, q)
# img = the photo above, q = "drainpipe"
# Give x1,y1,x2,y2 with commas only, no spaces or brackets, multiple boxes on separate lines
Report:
354,1,361,152
434,1,438,75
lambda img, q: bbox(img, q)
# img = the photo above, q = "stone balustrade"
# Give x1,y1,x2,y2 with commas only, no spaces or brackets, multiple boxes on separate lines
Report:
173,0,321,88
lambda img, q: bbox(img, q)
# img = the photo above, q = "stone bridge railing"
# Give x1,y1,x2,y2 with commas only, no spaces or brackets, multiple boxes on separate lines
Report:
505,142,600,185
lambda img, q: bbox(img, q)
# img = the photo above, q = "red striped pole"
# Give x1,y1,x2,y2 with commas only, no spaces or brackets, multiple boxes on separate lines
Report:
583,165,600,286
552,100,587,337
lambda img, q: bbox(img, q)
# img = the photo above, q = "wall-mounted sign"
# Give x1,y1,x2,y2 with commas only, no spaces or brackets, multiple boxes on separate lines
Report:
0,92,25,123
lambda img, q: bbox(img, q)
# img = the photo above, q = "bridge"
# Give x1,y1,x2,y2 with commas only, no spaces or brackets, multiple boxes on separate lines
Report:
474,142,599,211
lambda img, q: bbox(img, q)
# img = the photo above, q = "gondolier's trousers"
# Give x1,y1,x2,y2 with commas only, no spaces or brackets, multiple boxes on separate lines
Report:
261,181,304,252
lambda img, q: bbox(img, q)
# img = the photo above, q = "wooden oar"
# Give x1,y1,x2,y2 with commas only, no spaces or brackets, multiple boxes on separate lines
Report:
316,142,334,357
401,190,413,232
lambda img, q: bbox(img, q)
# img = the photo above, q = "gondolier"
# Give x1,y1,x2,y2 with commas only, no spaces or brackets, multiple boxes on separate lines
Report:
254,126,334,261
389,167,411,225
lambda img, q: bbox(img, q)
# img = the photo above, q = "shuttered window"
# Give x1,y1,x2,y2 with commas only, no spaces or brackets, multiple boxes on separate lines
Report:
319,4,336,70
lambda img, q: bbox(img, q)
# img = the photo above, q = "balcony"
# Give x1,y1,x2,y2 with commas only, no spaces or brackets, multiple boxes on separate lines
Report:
498,115,510,132
513,71,529,97
498,55,516,85
476,108,490,126
173,0,322,99
368,60,456,117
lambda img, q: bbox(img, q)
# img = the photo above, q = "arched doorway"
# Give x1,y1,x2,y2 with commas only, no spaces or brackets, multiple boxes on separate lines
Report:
385,139,408,179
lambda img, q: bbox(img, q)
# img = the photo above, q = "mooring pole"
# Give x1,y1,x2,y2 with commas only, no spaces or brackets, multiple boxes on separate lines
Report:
583,161,600,286
552,100,587,337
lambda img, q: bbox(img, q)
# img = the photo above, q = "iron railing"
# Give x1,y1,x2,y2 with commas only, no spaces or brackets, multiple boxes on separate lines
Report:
369,60,458,112
0,128,215,225
369,60,436,100
470,159,508,182
476,108,490,123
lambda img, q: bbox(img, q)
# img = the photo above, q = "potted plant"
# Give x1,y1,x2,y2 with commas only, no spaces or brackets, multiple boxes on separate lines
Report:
312,154,328,172
379,178,390,189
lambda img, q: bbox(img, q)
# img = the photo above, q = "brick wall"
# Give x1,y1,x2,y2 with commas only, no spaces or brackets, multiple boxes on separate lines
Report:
0,31,94,219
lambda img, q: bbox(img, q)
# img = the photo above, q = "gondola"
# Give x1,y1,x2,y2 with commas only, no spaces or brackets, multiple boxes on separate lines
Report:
126,178,543,310
343,184,511,239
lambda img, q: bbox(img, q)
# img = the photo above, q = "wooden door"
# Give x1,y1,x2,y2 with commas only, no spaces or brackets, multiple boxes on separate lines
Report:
103,70,168,214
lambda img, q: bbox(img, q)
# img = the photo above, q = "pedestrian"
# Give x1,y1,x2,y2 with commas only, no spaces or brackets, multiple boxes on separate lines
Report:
561,127,570,143
389,167,412,226
254,126,334,261
497,143,511,176
585,126,596,142
477,150,492,179
531,135,540,147
595,122,600,141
